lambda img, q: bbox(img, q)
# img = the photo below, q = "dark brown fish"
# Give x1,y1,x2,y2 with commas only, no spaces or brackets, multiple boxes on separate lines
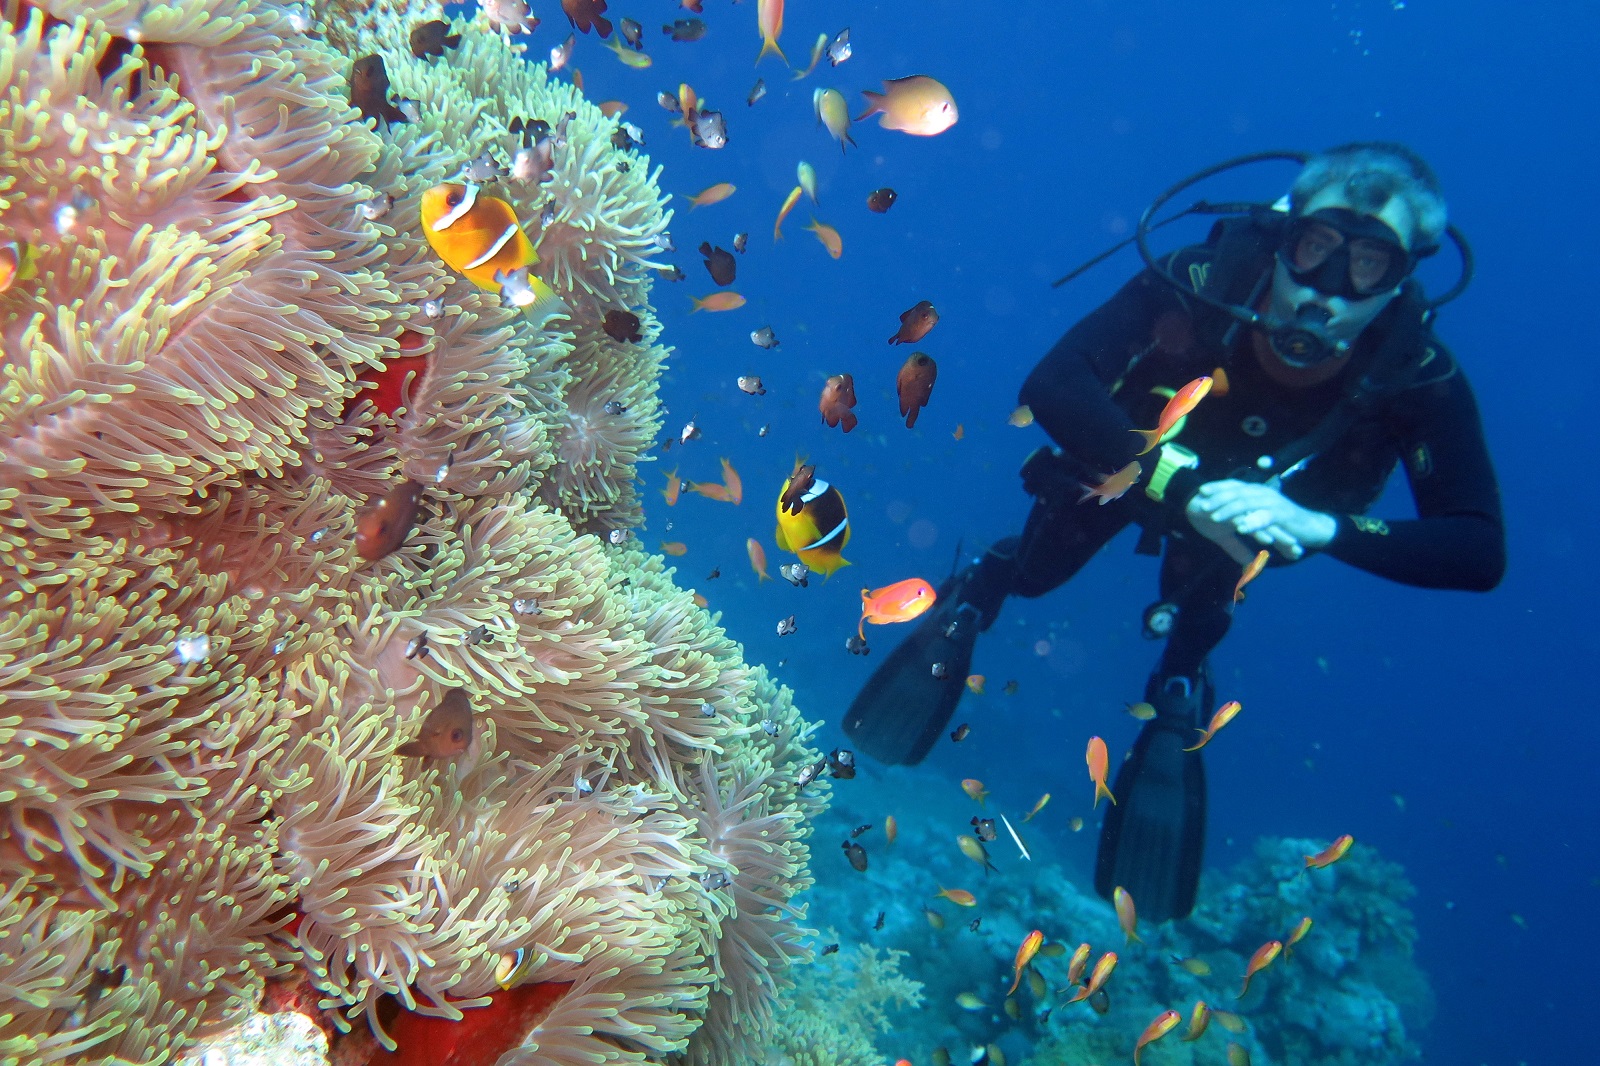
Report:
1088,986,1110,1015
895,351,937,428
620,17,643,48
409,19,462,59
699,242,737,286
561,0,612,37
355,478,425,560
780,460,816,516
819,374,858,432
349,55,408,125
842,839,868,872
867,187,898,213
398,687,476,758
663,17,707,41
603,309,643,343
888,300,938,345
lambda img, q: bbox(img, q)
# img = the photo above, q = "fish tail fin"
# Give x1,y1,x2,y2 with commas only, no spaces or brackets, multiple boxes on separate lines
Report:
853,91,885,123
446,33,461,47
521,277,571,325
1131,427,1162,455
1096,781,1117,807
756,36,786,65
1078,482,1098,503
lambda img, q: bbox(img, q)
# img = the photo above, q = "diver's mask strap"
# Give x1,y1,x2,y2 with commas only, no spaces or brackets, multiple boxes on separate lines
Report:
1145,443,1200,503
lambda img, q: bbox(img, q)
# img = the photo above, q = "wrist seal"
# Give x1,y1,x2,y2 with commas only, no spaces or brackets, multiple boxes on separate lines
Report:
1145,443,1199,503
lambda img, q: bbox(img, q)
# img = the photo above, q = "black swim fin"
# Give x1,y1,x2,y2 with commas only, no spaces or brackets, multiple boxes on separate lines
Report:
1093,668,1209,923
842,548,1014,765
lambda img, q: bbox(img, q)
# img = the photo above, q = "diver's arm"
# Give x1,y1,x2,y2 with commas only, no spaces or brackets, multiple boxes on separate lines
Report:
1020,271,1176,472
1320,371,1506,591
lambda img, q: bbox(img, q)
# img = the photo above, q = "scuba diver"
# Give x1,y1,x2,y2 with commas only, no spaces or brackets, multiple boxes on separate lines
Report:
842,143,1505,923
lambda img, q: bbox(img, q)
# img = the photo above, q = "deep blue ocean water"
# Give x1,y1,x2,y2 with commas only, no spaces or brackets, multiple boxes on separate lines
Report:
536,1,1597,1061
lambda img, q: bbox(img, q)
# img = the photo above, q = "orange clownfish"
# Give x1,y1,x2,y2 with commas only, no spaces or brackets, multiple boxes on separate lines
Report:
420,183,566,320
859,578,936,640
1133,375,1213,455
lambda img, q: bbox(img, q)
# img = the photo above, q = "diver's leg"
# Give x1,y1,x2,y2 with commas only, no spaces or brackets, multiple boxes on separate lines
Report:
843,494,1132,765
1094,535,1233,923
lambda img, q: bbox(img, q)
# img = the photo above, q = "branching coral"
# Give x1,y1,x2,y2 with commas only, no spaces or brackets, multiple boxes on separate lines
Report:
0,1,819,1064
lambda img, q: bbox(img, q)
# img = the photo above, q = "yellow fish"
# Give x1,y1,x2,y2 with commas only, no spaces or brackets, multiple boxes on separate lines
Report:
805,218,843,259
689,182,737,208
773,472,851,576
813,87,855,151
604,35,653,68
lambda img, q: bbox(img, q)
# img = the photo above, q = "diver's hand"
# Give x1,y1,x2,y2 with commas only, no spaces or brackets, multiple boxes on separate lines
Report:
1188,480,1338,561
1185,493,1265,566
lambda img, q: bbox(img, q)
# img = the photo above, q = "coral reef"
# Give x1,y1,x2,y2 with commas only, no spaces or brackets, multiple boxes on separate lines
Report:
762,938,924,1066
0,2,821,1064
787,768,1431,1066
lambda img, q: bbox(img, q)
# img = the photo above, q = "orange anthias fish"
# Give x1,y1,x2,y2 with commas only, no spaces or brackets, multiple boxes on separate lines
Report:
937,886,976,907
805,218,843,258
896,352,938,428
1284,916,1313,956
1233,549,1269,603
691,291,747,312
1184,699,1243,752
419,184,566,317
397,688,475,758
746,537,770,581
885,814,898,846
857,75,959,136
661,467,682,506
660,541,688,556
1238,940,1282,998
1086,736,1116,808
774,184,803,239
1113,886,1141,944
859,578,937,640
1078,460,1141,505
719,457,743,504
961,778,988,804
356,478,426,560
685,479,731,502
755,0,785,64
689,182,736,208
1305,834,1354,870
1065,943,1092,987
1133,1010,1182,1066
1023,792,1050,822
1181,1000,1212,1042
1008,930,1045,995
820,374,858,432
1132,375,1213,455
965,674,986,695
1067,952,1116,1002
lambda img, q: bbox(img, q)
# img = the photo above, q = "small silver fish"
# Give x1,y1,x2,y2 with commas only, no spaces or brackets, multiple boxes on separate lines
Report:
550,33,575,71
435,451,453,482
173,634,210,664
700,870,732,890
422,296,446,318
465,624,491,645
750,326,780,349
931,662,949,679
460,152,506,183
733,232,748,254
540,201,559,229
603,400,627,415
574,774,593,796
284,2,313,32
776,615,797,637
827,28,851,66
691,109,727,149
828,747,857,779
620,17,644,49
737,375,766,396
53,190,94,235
396,98,422,123
760,719,780,737
659,264,687,282
511,140,555,185
780,562,809,587
844,634,870,655
950,722,970,741
608,529,632,545
494,266,539,309
622,121,646,145
748,78,767,106
405,631,430,660
698,702,716,718
359,192,394,220
758,424,770,437
680,420,701,445
310,527,330,544
796,759,827,787
657,91,681,113
512,597,543,615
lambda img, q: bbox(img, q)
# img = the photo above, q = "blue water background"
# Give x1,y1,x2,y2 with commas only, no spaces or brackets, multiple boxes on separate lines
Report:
531,1,1598,1060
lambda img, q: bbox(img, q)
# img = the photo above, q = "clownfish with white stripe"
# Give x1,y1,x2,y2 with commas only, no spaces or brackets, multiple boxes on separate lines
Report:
773,472,851,577
419,182,569,322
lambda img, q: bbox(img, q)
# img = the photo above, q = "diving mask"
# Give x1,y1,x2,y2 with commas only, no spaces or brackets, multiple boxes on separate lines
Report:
1278,207,1417,300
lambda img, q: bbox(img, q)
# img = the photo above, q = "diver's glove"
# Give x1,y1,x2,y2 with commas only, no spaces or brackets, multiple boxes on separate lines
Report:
1186,479,1338,562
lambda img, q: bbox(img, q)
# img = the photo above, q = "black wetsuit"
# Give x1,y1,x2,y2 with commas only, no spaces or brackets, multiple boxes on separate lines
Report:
995,230,1506,682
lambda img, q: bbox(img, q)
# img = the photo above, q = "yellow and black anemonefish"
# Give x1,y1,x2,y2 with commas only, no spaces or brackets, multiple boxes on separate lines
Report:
419,182,566,320
773,473,850,576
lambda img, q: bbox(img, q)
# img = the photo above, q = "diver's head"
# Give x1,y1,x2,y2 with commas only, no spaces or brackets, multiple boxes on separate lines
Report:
1265,142,1447,368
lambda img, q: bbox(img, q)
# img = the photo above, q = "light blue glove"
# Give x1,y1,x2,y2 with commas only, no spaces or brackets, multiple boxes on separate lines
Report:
1186,480,1339,563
